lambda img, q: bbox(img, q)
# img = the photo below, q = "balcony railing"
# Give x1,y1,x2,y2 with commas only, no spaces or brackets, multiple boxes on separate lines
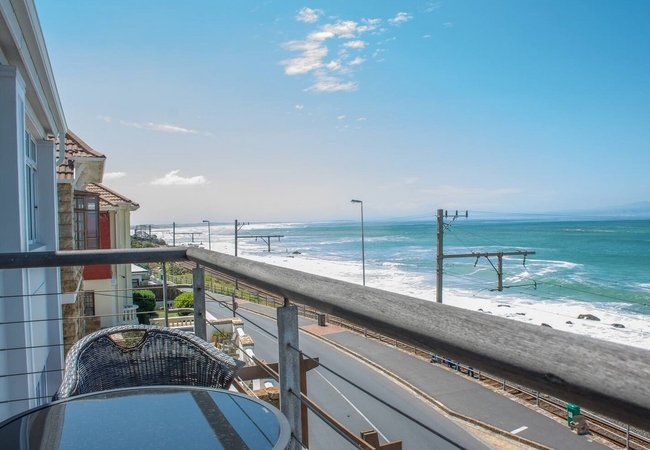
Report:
1,247,650,435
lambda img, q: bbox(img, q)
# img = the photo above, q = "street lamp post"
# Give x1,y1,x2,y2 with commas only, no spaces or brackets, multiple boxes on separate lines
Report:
350,200,365,286
202,220,211,251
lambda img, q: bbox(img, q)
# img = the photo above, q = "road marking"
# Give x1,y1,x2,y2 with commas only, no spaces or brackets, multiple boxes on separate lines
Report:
510,426,528,435
315,369,390,443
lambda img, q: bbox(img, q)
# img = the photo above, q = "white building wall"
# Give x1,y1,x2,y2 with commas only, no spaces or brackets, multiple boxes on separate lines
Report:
0,66,64,421
83,279,115,328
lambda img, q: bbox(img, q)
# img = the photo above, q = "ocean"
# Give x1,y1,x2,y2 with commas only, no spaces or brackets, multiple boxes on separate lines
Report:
144,216,650,349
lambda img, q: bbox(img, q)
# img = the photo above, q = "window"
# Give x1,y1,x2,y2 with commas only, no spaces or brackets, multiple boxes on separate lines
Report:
74,194,100,250
83,291,96,316
25,131,38,243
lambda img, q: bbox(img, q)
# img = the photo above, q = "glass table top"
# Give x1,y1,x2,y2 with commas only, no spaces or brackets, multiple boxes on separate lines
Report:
0,386,291,450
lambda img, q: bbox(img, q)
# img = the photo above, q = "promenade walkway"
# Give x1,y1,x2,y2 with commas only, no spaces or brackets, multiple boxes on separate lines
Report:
229,298,609,450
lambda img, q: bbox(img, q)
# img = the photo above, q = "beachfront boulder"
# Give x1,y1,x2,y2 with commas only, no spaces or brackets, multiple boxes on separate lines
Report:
611,323,625,329
577,314,600,321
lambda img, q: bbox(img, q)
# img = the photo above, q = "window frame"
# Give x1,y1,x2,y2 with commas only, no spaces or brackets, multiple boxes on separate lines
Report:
73,193,100,250
24,131,38,244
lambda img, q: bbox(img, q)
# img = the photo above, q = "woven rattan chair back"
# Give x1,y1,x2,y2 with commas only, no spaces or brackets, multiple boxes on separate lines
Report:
54,325,242,400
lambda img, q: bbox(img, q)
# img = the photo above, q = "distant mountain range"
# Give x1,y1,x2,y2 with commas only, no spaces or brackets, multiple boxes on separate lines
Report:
567,201,650,218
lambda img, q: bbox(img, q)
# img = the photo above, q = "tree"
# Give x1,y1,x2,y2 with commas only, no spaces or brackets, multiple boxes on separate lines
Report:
133,289,157,324
174,292,193,315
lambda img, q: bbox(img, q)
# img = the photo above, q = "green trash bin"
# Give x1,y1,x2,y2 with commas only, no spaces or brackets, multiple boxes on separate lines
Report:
567,403,581,426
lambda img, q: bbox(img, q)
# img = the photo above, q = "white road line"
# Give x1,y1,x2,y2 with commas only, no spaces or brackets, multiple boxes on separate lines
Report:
315,369,390,443
510,426,528,435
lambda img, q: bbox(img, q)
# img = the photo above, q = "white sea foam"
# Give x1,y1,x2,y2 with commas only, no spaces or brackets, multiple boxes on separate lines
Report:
232,245,650,351
156,224,650,350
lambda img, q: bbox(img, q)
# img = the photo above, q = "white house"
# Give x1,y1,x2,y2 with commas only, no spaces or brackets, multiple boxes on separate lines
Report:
0,0,68,422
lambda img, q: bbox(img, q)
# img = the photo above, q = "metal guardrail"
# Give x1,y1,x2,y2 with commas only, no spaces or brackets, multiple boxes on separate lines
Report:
2,247,650,432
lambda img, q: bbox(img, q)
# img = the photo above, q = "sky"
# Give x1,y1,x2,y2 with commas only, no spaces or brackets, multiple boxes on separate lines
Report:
35,1,650,225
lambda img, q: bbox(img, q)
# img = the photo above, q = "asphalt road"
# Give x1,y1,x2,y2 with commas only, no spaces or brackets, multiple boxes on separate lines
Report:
206,299,492,450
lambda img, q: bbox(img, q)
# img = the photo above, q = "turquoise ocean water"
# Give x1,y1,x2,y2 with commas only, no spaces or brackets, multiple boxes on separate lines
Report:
149,216,650,347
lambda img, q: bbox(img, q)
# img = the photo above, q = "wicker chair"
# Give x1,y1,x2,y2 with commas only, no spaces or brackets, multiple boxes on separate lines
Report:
54,325,243,400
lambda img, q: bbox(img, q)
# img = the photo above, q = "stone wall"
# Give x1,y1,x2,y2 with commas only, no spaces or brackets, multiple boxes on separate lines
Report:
58,183,85,356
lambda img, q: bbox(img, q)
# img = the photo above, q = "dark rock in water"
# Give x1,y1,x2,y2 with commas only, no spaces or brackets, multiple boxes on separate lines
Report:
541,323,553,328
566,321,573,325
497,304,510,308
578,314,600,321
516,312,526,316
611,323,625,329
292,251,301,255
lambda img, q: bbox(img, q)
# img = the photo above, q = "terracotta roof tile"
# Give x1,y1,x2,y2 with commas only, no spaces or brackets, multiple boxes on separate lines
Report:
56,131,106,180
85,182,140,210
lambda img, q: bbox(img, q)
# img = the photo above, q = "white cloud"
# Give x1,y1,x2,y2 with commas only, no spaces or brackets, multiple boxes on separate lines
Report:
103,172,126,181
150,170,208,186
325,60,343,71
356,117,367,121
357,18,381,34
337,115,346,120
281,40,328,75
321,20,358,38
296,7,323,23
388,12,413,26
295,104,304,110
443,22,454,28
120,120,212,136
281,16,385,93
423,2,443,13
97,115,112,123
423,35,432,38
308,31,335,41
305,72,358,92
343,40,367,49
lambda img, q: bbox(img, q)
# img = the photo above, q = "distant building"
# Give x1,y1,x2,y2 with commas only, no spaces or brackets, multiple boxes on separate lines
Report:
131,264,150,287
0,0,68,422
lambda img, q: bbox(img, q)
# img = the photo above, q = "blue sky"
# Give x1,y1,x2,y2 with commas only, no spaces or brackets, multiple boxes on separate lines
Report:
35,1,650,224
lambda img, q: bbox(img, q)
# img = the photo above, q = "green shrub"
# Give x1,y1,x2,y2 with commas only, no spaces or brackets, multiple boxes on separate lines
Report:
174,292,194,315
133,289,157,324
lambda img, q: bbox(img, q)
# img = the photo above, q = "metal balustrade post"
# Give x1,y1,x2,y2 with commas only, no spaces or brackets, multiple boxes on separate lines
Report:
162,262,169,327
277,299,302,450
193,266,206,340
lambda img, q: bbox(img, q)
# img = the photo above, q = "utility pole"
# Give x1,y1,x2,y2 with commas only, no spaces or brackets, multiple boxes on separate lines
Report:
234,220,249,256
436,209,535,303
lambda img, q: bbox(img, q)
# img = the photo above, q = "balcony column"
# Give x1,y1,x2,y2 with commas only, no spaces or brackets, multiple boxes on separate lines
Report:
277,301,302,449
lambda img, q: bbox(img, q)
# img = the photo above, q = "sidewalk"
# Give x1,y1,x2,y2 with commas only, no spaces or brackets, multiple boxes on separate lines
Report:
229,298,609,449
